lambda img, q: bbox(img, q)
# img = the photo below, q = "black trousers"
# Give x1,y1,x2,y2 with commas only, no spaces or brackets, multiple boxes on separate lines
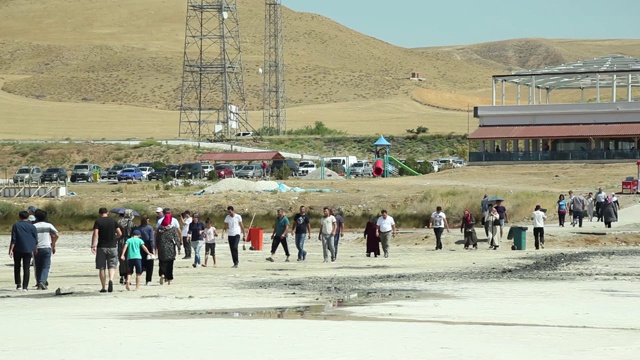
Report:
228,235,240,265
595,202,603,221
14,252,32,289
158,260,174,281
271,235,290,257
182,236,191,257
533,227,545,249
141,252,154,283
433,228,444,249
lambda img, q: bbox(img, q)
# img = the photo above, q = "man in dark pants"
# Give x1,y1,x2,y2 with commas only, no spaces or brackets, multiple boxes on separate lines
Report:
291,205,311,261
9,211,38,291
331,209,344,259
266,209,290,262
223,206,245,268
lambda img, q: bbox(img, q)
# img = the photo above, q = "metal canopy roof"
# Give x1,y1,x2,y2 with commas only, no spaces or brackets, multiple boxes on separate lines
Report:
494,55,640,90
468,123,640,140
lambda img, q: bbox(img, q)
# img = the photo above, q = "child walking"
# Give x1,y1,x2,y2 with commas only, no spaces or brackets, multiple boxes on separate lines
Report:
203,218,218,268
120,229,154,291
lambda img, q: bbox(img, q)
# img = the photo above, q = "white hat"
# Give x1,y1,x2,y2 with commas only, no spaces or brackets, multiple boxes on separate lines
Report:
155,207,163,213
611,192,615,195
28,215,36,222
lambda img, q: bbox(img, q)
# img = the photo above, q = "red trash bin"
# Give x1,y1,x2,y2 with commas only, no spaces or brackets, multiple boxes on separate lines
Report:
247,228,263,250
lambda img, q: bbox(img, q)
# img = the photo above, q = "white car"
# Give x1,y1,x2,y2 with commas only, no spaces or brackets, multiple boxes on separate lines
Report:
138,167,154,180
297,163,317,176
202,164,214,177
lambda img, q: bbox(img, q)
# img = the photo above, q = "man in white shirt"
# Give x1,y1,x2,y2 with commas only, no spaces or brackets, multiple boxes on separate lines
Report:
33,209,59,290
223,206,245,268
318,207,336,262
532,205,547,250
179,210,192,259
429,206,450,250
376,210,396,258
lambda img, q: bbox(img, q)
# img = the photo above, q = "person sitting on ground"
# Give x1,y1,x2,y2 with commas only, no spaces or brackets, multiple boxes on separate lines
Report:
120,229,153,291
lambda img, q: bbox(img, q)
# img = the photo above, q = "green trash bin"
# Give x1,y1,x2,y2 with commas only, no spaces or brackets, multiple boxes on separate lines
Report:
510,226,528,250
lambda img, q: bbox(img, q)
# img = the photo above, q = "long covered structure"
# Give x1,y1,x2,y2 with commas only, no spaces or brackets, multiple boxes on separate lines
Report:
469,55,640,163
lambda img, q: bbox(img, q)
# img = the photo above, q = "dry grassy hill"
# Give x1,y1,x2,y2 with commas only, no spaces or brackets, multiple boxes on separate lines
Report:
0,0,499,112
0,0,638,137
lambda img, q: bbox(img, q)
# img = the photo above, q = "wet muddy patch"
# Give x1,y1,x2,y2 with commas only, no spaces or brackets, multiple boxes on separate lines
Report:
130,289,454,321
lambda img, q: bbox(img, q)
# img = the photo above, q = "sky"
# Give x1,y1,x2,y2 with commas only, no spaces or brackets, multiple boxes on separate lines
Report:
284,0,639,48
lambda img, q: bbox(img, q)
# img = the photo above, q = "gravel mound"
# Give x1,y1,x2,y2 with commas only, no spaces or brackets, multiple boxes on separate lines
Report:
201,178,279,194
303,169,344,180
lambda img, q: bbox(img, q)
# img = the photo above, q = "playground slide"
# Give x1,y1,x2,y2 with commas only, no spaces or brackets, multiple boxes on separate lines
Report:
388,156,420,176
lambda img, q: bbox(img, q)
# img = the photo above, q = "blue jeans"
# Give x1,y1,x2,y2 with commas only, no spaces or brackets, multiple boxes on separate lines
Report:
192,241,204,265
294,233,307,260
333,233,341,258
35,248,52,284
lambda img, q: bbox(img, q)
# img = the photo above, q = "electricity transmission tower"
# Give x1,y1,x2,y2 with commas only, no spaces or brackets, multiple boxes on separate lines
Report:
178,0,251,140
263,0,286,134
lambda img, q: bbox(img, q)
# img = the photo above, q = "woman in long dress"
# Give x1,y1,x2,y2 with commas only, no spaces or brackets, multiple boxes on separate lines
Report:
601,197,618,229
156,213,177,285
586,192,595,222
364,215,380,257
117,209,135,285
461,210,477,250
485,207,501,250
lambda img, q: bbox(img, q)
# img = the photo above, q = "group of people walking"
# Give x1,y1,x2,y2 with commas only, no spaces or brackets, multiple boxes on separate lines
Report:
557,188,619,228
9,206,59,291
9,188,626,293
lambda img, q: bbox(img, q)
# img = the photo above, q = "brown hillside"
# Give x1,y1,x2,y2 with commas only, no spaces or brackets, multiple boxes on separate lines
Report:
0,0,499,111
418,38,640,71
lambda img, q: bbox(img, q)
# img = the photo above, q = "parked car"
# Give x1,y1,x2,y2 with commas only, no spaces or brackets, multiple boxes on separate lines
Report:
177,163,204,179
147,168,167,181
202,164,215,177
101,167,111,180
214,164,235,179
41,168,68,183
271,159,299,176
236,165,261,178
13,166,42,184
138,167,154,180
349,161,373,177
165,164,180,178
107,163,134,180
297,163,317,176
71,164,98,182
117,167,143,181
137,162,154,168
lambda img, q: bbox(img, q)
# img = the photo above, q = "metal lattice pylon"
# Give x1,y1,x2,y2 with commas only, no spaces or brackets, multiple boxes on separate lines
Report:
179,0,251,140
263,0,286,135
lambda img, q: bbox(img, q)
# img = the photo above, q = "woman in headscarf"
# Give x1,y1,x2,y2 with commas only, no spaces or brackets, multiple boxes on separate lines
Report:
364,215,380,257
117,209,135,285
156,210,178,285
461,210,477,250
485,206,501,250
601,196,618,229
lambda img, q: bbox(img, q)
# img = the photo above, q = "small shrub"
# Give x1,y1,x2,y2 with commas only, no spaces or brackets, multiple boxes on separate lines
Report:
207,170,219,181
272,164,290,180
